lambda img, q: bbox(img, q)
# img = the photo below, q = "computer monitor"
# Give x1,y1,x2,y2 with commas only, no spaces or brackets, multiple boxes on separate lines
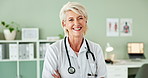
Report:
128,43,145,59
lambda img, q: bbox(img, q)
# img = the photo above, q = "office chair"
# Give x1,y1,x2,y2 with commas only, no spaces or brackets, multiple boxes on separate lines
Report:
135,64,148,78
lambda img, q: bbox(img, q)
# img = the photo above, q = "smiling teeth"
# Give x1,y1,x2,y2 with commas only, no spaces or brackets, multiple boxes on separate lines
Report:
74,28,81,30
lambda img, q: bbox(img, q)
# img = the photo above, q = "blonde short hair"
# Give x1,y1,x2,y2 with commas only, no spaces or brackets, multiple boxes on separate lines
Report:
59,2,88,35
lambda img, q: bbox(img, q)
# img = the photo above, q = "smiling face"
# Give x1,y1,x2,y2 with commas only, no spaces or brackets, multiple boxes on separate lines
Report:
62,11,87,38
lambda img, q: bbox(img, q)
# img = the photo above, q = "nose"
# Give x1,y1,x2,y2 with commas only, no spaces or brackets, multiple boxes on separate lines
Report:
74,19,80,26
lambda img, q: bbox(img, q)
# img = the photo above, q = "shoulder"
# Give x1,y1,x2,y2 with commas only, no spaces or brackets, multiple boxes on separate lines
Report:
86,39,103,56
50,39,64,48
48,39,64,53
86,39,102,50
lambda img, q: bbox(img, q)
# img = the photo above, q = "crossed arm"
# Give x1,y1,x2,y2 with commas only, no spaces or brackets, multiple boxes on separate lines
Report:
52,70,105,78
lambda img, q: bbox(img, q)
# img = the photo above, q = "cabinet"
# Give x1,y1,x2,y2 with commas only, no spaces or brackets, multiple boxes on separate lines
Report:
106,60,148,78
0,40,55,78
107,65,128,78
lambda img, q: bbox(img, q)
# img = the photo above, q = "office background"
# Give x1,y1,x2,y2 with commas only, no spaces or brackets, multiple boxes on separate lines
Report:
0,0,148,78
1,0,148,59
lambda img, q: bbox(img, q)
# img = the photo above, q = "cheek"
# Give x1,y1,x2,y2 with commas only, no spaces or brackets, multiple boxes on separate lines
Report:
82,22,87,30
83,26,87,31
80,20,87,25
65,23,73,28
81,22,87,27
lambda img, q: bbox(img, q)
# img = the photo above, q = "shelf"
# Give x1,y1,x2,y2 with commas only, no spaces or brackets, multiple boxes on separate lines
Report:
0,59,17,62
0,40,57,43
39,59,44,61
0,59,38,62
0,40,18,43
0,39,56,78
18,59,38,61
39,40,57,42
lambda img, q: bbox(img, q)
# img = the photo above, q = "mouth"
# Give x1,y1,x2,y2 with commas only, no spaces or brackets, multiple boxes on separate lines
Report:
73,27,82,31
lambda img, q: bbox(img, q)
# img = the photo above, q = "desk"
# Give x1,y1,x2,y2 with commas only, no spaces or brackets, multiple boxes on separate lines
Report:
106,59,148,78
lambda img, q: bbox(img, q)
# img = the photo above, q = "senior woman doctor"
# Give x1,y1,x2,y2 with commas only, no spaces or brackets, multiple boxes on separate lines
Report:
42,2,107,78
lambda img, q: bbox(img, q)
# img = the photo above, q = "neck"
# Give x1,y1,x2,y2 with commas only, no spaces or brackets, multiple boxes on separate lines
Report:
68,36,83,52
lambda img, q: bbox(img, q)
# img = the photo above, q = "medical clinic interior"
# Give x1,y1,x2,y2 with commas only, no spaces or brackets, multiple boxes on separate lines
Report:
0,0,148,78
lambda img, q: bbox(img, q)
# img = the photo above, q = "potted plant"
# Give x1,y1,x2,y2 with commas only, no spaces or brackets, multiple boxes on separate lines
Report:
58,32,64,39
0,21,20,40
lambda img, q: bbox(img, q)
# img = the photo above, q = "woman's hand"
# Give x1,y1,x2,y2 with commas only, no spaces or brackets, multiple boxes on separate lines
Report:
52,70,61,78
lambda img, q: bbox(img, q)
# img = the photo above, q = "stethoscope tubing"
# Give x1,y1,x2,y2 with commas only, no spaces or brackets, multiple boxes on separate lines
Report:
64,37,72,67
64,37,96,75
85,39,95,61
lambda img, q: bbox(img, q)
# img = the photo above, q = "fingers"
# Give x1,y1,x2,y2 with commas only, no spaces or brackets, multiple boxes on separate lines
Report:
55,70,60,76
52,70,61,78
52,74,59,78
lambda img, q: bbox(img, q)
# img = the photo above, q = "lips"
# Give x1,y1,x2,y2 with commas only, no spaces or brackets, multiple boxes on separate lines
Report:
73,27,82,31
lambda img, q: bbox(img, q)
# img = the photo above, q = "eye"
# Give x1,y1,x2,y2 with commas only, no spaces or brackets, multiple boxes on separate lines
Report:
68,18,74,21
78,17,83,20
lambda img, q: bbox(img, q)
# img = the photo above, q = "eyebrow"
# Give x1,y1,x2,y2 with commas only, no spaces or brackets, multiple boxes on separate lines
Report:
68,15,83,18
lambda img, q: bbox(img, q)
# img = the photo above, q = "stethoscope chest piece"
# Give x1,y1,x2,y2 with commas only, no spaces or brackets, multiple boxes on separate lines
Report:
68,66,75,74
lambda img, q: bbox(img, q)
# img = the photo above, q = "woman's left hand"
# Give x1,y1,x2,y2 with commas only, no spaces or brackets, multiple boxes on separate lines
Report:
52,70,61,78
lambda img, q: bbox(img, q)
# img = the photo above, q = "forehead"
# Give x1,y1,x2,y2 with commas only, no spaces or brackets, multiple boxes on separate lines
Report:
65,11,83,18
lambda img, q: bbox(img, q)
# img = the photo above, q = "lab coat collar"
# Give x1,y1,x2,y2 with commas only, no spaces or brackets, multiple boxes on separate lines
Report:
65,37,87,58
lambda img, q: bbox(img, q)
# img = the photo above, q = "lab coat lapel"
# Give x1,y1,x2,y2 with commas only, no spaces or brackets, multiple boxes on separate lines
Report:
79,39,87,53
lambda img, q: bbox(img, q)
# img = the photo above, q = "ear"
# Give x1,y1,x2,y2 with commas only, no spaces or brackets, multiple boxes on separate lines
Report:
62,20,66,27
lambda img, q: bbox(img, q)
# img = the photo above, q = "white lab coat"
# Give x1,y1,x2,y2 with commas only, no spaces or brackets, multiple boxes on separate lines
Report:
42,38,107,78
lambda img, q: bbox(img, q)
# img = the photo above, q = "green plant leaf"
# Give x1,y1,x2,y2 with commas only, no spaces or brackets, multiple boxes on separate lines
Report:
9,27,14,33
58,34,64,39
6,25,9,28
1,21,5,26
1,21,20,32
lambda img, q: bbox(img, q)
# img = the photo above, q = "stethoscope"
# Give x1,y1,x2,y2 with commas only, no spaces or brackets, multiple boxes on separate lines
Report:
64,37,97,77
